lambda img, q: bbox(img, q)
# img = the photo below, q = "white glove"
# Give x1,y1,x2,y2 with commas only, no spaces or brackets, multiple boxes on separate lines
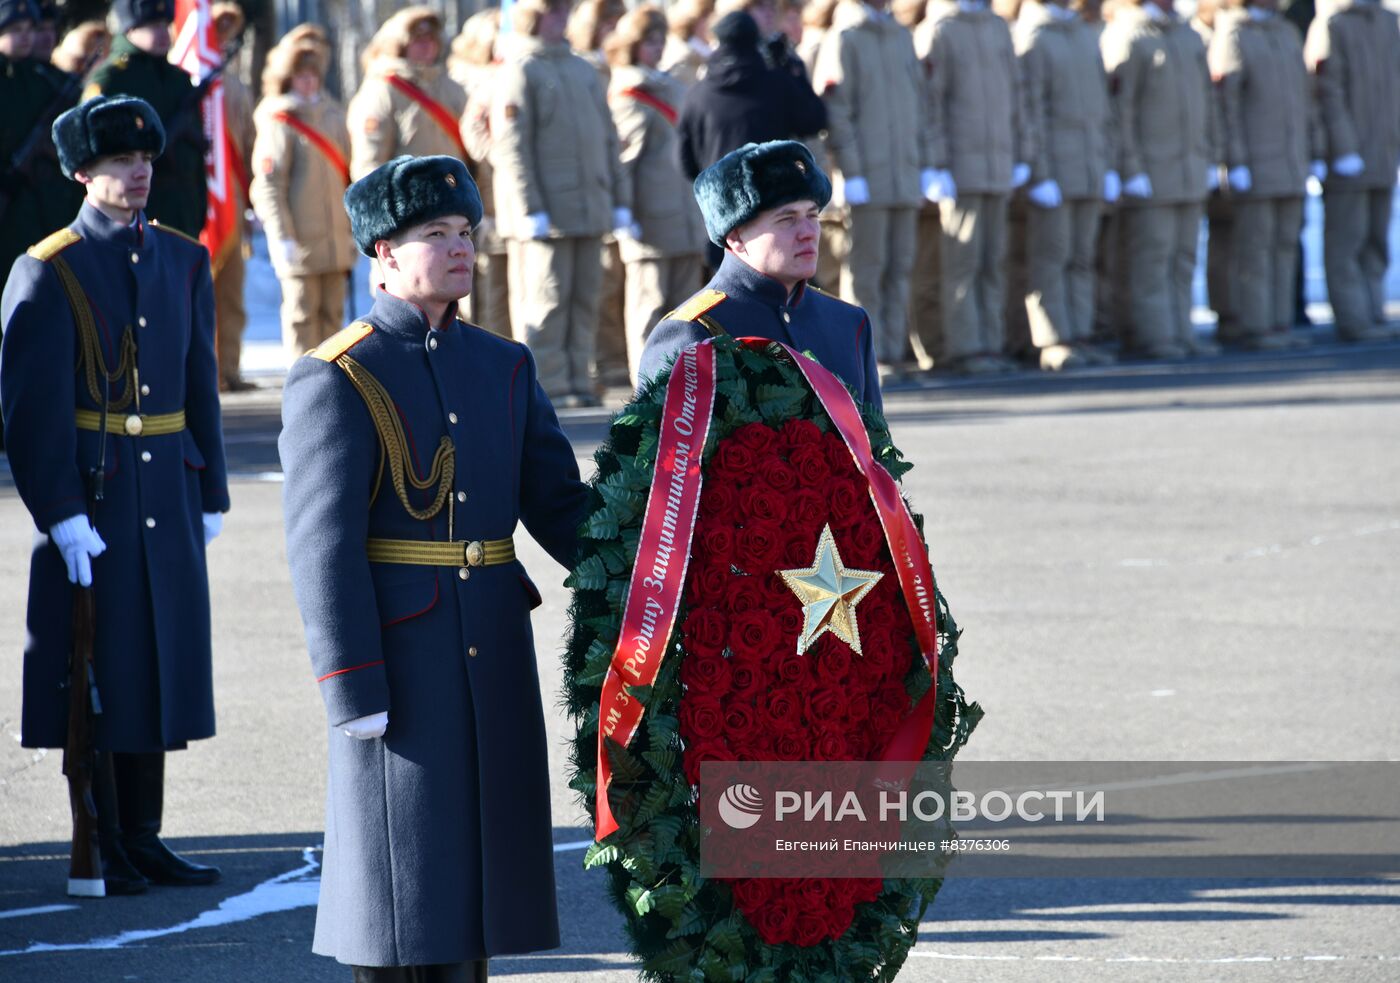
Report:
271,238,299,268
844,176,870,206
1027,178,1062,208
1011,162,1031,189
1123,173,1153,199
611,207,636,237
50,515,106,588
525,212,551,240
343,711,389,739
203,512,223,545
1309,160,1327,182
919,169,940,202
1103,169,1122,203
1206,166,1221,192
1332,153,1364,178
1227,166,1252,193
923,169,956,203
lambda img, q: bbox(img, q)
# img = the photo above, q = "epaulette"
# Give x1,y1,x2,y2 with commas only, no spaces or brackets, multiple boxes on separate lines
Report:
27,228,81,262
664,289,726,323
149,221,202,246
309,322,375,362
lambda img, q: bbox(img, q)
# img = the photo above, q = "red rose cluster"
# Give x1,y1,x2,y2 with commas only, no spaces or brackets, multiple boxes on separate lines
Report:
677,420,918,946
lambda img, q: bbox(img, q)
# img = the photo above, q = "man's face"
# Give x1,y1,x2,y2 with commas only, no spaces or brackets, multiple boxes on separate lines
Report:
0,20,35,59
291,68,321,100
77,151,155,213
127,21,172,56
538,6,570,44
32,20,56,59
726,199,820,287
406,27,440,65
749,0,778,35
378,215,476,308
638,29,665,69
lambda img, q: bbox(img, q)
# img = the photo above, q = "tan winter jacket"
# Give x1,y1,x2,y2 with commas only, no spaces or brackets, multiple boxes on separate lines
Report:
249,94,357,276
1304,0,1400,190
347,57,469,180
1100,4,1218,205
455,61,506,257
660,34,710,89
607,65,705,260
223,71,255,210
490,36,629,240
915,1,1032,195
1014,1,1112,200
1210,11,1317,199
813,1,928,207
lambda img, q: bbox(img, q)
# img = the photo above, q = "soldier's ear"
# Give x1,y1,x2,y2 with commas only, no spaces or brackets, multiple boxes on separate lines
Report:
373,238,398,269
73,169,94,186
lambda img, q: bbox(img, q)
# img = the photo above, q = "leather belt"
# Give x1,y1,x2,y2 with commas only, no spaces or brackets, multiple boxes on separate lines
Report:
365,537,516,567
75,408,186,437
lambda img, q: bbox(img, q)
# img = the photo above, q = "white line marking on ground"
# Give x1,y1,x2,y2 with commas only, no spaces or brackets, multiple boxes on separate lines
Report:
0,905,78,922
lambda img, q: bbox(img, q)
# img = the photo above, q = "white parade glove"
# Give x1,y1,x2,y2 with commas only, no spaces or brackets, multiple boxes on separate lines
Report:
525,212,551,240
927,169,957,203
1123,173,1153,199
844,176,870,205
919,168,940,202
50,515,106,588
1206,166,1221,192
1103,169,1122,203
343,711,389,739
1011,162,1031,189
1332,153,1364,178
1027,179,1062,208
271,238,299,268
611,207,636,237
1309,160,1327,182
1227,166,1252,193
203,512,223,545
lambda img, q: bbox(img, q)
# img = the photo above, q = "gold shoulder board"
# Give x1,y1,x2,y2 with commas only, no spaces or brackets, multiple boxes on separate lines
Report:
309,322,375,362
27,228,82,261
665,289,726,323
149,221,202,246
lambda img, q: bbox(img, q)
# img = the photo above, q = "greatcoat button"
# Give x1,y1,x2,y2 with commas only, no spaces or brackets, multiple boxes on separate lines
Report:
456,491,467,503
448,412,458,424
458,567,470,580
138,316,148,327
145,517,156,528
428,336,439,350
130,252,140,263
468,646,478,658
781,310,791,323
141,384,151,396
141,451,152,462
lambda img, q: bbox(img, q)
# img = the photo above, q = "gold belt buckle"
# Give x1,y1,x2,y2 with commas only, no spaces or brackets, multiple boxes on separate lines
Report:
124,414,144,436
464,540,485,567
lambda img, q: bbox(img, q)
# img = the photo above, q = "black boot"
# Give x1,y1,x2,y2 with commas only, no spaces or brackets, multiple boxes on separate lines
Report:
92,753,148,895
114,752,220,886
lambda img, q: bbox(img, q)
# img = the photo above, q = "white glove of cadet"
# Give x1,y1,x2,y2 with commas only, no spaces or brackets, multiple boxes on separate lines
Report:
1103,169,1122,203
50,515,106,588
1011,162,1031,189
525,212,551,240
203,512,223,545
844,175,870,206
1332,153,1364,178
611,206,639,239
924,168,957,203
343,711,389,740
271,238,298,268
1227,166,1251,193
1027,178,1062,209
1206,166,1221,192
1123,172,1153,199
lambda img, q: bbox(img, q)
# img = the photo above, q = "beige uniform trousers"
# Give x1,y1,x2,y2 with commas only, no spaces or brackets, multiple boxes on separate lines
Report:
507,236,603,399
1206,191,1238,341
596,238,628,382
623,254,704,385
1322,187,1394,338
843,205,919,366
1025,197,1103,348
1118,201,1202,353
1233,196,1304,336
940,193,1009,361
908,204,943,368
214,243,247,384
817,215,848,296
281,271,349,360
469,249,511,339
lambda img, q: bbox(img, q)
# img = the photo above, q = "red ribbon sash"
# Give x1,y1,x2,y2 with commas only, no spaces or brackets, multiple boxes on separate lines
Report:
617,87,678,126
271,111,351,187
384,74,470,161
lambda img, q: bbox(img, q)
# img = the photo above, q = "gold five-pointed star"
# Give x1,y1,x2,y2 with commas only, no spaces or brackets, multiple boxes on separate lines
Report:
779,524,884,656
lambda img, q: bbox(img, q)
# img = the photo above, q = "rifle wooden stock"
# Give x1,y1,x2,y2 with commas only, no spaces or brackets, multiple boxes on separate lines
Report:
63,584,104,898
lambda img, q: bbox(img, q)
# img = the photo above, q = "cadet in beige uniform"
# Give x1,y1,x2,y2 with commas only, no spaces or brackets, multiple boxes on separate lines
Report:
249,42,356,358
491,0,633,406
917,0,1033,373
211,2,254,391
1192,0,1238,343
605,6,706,384
1101,0,1219,358
814,0,930,377
1014,0,1117,368
661,0,715,89
1305,0,1400,342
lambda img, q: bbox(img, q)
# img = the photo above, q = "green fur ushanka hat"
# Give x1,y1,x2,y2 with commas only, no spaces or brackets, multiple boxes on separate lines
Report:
694,140,832,248
344,155,484,256
52,96,166,179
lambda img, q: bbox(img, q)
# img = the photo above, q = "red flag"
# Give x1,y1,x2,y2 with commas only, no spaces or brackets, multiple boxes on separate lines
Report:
171,0,239,274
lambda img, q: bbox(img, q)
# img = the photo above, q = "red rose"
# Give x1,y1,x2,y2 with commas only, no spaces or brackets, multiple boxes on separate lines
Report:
805,684,847,725
752,899,799,945
786,488,828,532
763,687,803,732
729,608,781,661
780,530,817,567
736,520,785,571
788,443,831,488
723,702,762,746
724,576,766,615
733,422,778,454
730,877,773,912
713,440,756,484
851,877,883,904
756,454,800,495
773,732,807,759
682,737,735,787
698,481,739,520
775,602,804,639
828,478,866,522
728,660,764,701
792,910,833,947
845,690,872,725
780,418,823,450
697,524,735,568
844,518,887,567
821,902,858,940
738,483,786,524
686,560,731,608
774,650,809,686
823,431,855,473
678,696,724,740
682,608,728,658
813,728,850,761
815,642,853,684
680,651,731,695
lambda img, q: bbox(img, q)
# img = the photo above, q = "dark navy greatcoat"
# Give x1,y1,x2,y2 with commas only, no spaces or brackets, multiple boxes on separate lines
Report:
638,251,883,412
1,202,229,752
278,292,588,967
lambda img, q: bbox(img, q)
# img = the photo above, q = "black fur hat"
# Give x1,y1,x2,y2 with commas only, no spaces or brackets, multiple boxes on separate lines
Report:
113,0,175,33
344,155,484,257
52,95,166,178
694,140,832,247
0,0,39,32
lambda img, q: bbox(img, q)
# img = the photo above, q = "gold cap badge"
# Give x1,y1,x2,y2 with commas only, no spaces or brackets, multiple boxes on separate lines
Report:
445,173,457,188
135,115,145,130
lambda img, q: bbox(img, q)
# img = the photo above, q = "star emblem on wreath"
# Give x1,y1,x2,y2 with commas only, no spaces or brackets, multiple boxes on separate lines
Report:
779,524,883,656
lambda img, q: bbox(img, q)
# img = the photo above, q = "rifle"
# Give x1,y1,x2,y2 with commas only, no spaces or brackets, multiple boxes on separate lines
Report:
0,59,93,221
161,37,245,156
62,388,109,898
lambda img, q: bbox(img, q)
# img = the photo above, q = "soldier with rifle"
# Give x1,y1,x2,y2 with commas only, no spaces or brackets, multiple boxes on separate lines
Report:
1,95,229,897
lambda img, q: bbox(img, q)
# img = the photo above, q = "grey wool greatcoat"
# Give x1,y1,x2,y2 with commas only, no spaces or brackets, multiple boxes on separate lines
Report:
278,292,589,967
1,203,229,753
